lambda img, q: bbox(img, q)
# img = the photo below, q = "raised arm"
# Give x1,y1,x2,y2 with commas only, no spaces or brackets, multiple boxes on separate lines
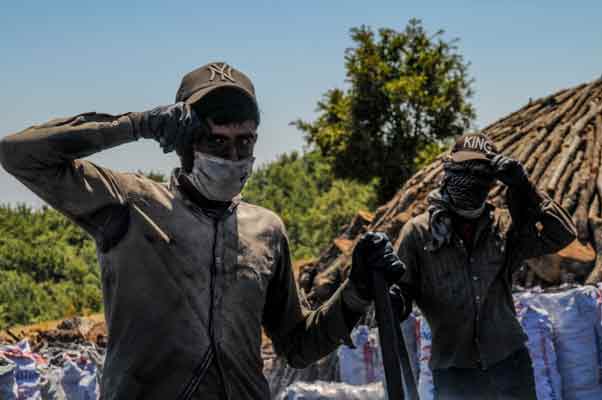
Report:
0,113,136,237
491,155,577,265
0,103,198,242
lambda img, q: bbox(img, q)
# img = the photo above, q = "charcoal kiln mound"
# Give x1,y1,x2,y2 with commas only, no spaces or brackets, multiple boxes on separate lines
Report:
303,77,602,303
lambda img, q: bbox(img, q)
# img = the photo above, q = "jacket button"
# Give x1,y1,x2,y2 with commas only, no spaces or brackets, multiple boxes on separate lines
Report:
476,296,481,302
473,276,479,281
469,257,475,263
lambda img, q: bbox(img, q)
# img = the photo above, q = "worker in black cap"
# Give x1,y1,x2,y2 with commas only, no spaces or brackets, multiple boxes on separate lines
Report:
394,133,576,399
0,62,402,399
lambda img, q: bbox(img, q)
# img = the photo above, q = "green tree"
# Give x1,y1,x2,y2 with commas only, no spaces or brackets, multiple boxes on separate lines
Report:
243,151,377,260
0,205,101,329
294,19,475,202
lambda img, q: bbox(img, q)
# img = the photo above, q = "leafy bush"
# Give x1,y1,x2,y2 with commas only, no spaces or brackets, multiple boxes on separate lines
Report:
0,205,101,329
244,151,377,260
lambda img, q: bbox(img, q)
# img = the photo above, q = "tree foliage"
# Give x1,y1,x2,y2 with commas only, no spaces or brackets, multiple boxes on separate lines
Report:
0,205,101,329
294,19,475,202
243,151,377,260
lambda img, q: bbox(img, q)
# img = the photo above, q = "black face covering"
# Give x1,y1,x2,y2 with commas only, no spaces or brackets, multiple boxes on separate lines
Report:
443,160,495,215
426,160,495,251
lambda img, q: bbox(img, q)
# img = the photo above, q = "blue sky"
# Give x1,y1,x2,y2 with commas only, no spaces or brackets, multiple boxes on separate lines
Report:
1,1,601,205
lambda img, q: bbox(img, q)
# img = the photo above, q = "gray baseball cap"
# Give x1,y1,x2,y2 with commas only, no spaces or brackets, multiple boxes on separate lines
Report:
175,62,258,111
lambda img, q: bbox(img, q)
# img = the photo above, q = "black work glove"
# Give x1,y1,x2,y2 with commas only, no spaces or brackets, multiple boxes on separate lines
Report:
129,102,201,154
490,155,530,189
350,232,405,301
491,154,543,218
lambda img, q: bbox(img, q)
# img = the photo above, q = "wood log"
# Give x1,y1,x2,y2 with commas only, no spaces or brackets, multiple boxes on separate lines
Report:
555,85,583,103
517,128,547,164
497,129,525,153
595,115,602,215
574,126,599,240
586,216,602,284
492,102,544,130
547,133,584,192
554,151,579,204
544,95,578,130
504,138,528,160
533,102,602,185
488,126,515,142
521,114,549,136
525,132,550,170
561,150,585,213
530,124,570,184
521,91,573,133
571,101,602,133
562,80,598,123
589,194,600,219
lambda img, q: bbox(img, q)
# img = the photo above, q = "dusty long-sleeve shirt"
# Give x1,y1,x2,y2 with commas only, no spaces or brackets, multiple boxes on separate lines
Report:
396,192,576,371
0,113,368,400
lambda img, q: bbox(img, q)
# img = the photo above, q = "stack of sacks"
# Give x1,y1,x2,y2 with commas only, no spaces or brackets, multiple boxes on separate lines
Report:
337,317,420,398
277,381,384,400
0,340,45,399
61,353,99,400
400,313,420,384
515,296,563,400
0,356,18,400
337,325,384,385
0,340,101,400
523,286,602,400
417,317,435,400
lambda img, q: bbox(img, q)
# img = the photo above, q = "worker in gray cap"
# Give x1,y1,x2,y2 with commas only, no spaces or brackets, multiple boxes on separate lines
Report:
395,133,576,399
0,62,403,399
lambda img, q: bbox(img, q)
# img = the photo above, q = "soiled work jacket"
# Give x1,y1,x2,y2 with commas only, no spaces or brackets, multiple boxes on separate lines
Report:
0,113,366,400
397,196,576,371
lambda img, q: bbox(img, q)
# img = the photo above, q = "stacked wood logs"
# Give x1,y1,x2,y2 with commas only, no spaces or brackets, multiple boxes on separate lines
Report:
303,77,602,298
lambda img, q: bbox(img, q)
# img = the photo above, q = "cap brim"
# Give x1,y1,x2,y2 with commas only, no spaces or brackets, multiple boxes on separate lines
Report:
185,83,258,111
451,150,490,163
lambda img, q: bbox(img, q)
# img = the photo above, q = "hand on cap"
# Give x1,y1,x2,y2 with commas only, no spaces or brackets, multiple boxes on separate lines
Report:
349,232,405,301
490,154,529,188
131,102,201,154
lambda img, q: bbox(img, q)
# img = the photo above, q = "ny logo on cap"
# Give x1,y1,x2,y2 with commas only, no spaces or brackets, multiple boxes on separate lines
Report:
463,136,495,154
209,63,236,83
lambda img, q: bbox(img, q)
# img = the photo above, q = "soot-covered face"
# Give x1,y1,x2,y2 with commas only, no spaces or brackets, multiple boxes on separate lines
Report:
193,119,257,162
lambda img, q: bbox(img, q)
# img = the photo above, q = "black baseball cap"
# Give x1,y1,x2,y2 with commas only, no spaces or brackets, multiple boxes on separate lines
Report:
175,62,258,112
449,133,498,162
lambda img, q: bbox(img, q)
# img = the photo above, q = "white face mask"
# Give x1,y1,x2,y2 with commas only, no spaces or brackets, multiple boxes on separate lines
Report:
186,151,255,202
